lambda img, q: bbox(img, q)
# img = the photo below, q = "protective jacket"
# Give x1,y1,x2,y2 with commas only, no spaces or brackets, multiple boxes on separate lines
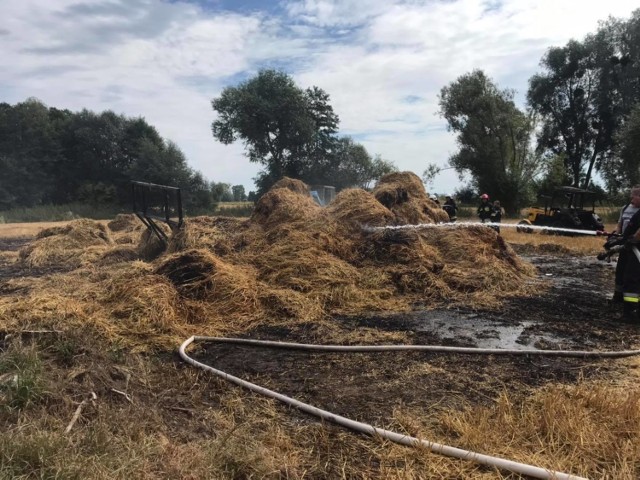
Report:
477,201,492,221
443,199,457,222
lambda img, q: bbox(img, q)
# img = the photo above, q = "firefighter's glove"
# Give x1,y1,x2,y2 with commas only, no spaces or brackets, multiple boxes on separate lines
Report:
604,234,624,250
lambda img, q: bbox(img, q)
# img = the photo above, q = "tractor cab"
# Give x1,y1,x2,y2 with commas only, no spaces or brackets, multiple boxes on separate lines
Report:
518,186,604,234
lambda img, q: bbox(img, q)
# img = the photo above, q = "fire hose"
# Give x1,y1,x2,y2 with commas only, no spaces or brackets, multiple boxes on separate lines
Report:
179,336,640,480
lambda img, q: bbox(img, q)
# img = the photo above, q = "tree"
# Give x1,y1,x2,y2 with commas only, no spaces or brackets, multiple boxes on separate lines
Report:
211,182,232,202
232,185,247,201
0,99,212,211
211,69,339,195
615,103,640,186
439,70,543,213
527,10,640,192
304,136,396,190
527,40,606,189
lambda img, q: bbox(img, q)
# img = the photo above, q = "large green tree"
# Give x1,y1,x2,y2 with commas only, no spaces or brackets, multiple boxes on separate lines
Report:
527,9,640,192
212,69,339,195
438,70,542,213
527,40,606,189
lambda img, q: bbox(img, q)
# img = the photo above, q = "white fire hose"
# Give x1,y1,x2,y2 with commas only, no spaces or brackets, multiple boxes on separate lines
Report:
179,336,640,479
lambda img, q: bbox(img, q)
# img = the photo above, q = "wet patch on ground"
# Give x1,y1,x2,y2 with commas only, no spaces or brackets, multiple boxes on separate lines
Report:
192,249,639,424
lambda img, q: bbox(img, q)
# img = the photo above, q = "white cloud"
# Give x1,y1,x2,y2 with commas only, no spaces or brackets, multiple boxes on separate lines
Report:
0,0,638,195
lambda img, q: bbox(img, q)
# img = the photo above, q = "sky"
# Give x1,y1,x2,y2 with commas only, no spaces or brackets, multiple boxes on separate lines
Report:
1,0,639,195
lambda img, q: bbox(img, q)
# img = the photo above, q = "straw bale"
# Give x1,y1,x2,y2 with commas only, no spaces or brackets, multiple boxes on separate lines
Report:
257,287,324,321
97,246,140,266
251,187,321,228
137,225,171,261
388,197,451,225
36,219,111,244
167,216,248,256
154,249,260,316
326,188,395,230
371,172,449,225
418,225,536,299
270,176,310,196
252,243,357,293
107,214,142,232
376,171,426,197
373,171,426,208
100,265,186,336
19,219,113,268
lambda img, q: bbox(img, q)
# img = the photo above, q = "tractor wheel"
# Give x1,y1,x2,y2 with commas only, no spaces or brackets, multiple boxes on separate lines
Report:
547,220,568,235
516,219,533,234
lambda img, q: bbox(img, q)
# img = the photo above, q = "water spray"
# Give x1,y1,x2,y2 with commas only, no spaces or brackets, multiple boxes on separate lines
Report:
363,221,607,236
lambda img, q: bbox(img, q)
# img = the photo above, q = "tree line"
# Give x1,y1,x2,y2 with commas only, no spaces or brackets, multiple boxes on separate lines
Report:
431,9,640,213
0,99,249,212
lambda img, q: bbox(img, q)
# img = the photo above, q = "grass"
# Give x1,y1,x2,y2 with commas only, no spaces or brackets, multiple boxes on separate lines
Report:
214,202,254,217
1,331,639,479
0,206,638,478
0,203,125,224
0,342,44,410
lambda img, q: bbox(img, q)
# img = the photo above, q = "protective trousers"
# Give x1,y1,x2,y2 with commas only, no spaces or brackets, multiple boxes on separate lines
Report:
622,246,640,319
614,250,628,301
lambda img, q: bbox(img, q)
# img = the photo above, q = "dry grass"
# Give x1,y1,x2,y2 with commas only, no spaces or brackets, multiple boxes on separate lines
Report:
1,327,639,479
501,220,614,256
0,221,79,238
1,175,638,478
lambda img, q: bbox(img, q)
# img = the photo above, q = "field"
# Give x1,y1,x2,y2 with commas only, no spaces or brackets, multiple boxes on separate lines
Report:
1,179,639,479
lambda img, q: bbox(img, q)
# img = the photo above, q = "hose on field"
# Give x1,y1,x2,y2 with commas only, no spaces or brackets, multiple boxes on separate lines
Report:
180,336,640,480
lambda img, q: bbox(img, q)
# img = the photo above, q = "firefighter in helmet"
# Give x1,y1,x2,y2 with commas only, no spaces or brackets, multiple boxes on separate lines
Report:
477,193,492,223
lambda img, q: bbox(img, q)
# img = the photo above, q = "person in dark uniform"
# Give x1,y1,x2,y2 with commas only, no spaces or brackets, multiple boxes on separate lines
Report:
490,200,505,233
616,186,640,323
443,195,458,222
611,186,640,305
477,194,492,224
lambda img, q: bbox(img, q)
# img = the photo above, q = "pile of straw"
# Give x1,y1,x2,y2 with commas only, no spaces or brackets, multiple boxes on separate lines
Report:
3,173,537,349
18,219,112,269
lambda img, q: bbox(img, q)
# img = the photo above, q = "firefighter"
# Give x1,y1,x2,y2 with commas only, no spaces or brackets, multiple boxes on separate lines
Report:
443,195,458,222
477,193,492,223
614,186,640,322
490,200,505,233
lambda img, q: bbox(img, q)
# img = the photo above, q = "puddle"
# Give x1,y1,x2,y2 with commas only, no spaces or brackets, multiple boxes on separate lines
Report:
412,311,570,350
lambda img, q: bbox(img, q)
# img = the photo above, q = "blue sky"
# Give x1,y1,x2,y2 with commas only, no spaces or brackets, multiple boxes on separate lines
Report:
1,0,638,194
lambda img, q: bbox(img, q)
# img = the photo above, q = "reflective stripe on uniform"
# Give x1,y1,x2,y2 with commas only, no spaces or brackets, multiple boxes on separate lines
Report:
623,293,640,303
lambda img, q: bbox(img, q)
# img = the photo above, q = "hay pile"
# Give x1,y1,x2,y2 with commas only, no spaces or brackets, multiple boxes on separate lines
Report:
18,219,113,269
2,172,536,349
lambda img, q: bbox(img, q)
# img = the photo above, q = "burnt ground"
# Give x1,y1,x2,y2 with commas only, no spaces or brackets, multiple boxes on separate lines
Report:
191,247,640,426
1,236,638,427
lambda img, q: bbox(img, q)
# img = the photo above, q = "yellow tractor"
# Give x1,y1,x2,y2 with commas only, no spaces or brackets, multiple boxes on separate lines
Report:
517,186,605,235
